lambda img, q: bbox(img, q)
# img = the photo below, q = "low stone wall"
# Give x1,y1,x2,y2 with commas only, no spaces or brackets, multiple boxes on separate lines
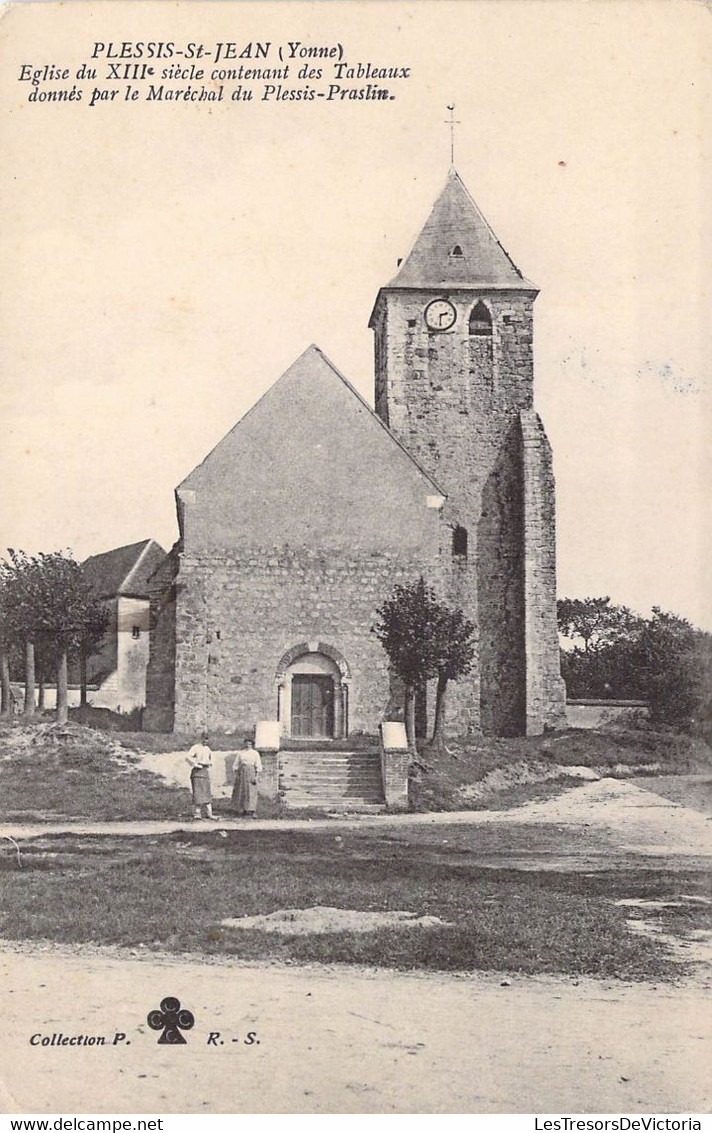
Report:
565,700,649,730
137,749,234,798
136,748,291,811
380,749,410,810
10,685,83,711
259,751,279,804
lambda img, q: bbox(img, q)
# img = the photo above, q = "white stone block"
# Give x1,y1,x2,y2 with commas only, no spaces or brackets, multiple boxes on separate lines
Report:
255,720,281,751
380,721,408,751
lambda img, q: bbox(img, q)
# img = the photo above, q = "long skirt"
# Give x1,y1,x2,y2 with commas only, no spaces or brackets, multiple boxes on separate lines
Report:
232,764,258,813
190,766,212,805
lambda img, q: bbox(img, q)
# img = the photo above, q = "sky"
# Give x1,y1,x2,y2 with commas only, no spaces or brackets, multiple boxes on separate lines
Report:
0,0,710,627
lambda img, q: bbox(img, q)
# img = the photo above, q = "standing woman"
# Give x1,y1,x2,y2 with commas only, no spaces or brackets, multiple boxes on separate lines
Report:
186,733,217,820
232,739,262,817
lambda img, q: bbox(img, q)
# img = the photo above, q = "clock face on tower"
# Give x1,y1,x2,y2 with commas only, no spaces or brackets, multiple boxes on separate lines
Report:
424,298,457,331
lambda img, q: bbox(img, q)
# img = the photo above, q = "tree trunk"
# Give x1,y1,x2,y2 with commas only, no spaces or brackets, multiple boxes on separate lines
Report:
404,682,418,756
37,659,45,710
24,641,36,716
431,671,449,749
80,648,87,707
56,650,68,725
415,680,428,739
0,649,11,716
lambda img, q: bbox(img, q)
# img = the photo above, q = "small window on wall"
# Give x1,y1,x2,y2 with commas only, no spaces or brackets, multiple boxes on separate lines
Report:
132,626,140,639
452,526,468,558
469,301,493,337
450,245,463,257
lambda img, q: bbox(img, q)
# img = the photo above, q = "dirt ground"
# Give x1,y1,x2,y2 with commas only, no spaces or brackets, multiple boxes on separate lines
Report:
1,943,710,1114
1,775,711,1114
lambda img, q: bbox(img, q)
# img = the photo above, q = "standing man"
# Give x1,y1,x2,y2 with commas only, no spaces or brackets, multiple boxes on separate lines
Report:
186,733,218,821
231,738,262,817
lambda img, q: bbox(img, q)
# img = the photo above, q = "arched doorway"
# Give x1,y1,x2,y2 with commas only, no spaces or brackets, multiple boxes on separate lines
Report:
275,643,350,739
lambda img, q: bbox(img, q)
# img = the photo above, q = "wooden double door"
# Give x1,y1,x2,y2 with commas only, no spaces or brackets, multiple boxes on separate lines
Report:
291,674,335,738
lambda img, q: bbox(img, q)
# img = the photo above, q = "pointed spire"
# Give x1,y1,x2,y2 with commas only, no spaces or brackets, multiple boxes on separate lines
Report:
386,169,536,291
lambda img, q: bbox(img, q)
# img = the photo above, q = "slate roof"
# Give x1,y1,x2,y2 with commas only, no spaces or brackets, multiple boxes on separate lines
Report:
383,168,536,292
82,539,166,599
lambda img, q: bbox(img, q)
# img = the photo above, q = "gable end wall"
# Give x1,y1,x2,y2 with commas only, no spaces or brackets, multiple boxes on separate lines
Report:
173,546,446,736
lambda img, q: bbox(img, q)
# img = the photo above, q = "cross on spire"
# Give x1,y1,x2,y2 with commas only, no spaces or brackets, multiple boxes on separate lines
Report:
445,104,460,167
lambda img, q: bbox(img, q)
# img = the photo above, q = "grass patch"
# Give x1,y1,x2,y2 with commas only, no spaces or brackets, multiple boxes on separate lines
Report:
1,825,702,980
409,728,711,812
0,721,186,821
459,775,587,811
2,718,709,823
0,759,186,822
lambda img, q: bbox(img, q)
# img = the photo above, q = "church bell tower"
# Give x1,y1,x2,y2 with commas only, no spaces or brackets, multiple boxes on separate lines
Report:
369,169,566,736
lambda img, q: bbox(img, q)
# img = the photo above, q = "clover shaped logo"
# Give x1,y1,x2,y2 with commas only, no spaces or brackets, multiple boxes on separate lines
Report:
147,996,195,1045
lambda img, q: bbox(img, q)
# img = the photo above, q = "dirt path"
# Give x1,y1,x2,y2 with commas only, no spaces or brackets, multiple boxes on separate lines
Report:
500,776,712,858
2,778,711,860
1,943,710,1114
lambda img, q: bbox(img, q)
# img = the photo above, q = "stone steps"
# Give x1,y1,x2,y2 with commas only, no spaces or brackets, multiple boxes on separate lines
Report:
281,765,380,773
281,799,385,812
282,777,383,790
281,750,379,760
283,788,381,797
280,749,385,810
281,767,381,779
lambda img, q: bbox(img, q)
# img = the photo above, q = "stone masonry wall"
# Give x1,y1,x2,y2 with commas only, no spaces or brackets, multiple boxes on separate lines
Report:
373,290,535,501
143,553,179,733
520,410,567,732
476,422,526,735
373,289,535,735
173,546,445,736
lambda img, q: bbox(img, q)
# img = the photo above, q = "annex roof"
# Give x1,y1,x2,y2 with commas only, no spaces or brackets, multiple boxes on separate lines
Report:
82,539,166,599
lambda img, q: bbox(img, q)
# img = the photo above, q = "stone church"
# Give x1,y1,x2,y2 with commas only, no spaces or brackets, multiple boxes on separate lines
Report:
144,169,566,746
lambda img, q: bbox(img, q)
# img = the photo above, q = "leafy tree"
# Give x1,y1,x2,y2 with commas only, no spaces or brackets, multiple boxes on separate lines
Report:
430,605,476,749
0,576,13,716
373,578,476,752
558,595,710,734
626,608,708,731
30,552,108,724
0,550,107,724
0,550,44,715
557,596,638,653
373,578,439,751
